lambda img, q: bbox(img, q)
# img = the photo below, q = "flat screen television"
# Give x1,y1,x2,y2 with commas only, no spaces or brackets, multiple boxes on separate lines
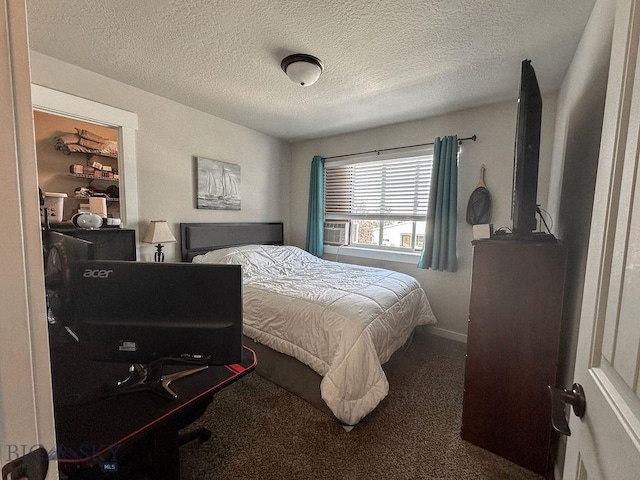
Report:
511,59,543,235
71,260,243,367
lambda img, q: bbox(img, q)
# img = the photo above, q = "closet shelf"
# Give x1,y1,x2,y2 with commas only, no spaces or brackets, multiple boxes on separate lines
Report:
72,196,119,202
66,173,118,183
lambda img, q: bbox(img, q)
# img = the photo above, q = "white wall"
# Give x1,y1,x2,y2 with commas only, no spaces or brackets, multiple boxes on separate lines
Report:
546,0,615,475
29,52,291,262
290,96,558,339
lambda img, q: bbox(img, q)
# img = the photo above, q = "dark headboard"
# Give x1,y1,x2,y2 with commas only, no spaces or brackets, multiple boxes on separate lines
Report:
180,222,284,261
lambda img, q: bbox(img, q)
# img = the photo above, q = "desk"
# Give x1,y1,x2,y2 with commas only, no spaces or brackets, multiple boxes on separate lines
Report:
48,324,256,479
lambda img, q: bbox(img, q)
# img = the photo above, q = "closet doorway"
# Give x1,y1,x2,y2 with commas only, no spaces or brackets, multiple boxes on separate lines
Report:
31,84,139,232
34,111,121,223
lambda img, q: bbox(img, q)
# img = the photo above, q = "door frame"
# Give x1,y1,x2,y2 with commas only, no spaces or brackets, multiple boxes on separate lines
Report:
0,0,57,475
31,84,140,230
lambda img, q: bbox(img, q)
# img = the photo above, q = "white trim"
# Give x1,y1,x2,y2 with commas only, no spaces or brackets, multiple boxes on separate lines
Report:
30,85,139,230
31,84,138,129
426,326,468,343
324,244,421,265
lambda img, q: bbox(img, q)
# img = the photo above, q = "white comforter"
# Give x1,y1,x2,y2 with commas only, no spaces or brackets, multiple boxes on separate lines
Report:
193,245,436,425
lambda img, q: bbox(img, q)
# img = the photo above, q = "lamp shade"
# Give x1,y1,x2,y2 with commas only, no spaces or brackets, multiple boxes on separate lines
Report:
281,54,323,87
142,220,176,244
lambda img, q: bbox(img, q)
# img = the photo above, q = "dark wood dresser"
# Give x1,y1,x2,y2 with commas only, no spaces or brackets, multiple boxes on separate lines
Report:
461,238,567,477
49,227,136,260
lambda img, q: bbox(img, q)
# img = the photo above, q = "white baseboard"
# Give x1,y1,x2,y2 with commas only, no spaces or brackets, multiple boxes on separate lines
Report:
426,326,468,343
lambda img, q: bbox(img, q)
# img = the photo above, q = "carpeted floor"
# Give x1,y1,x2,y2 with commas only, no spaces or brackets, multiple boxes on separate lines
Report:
180,328,544,479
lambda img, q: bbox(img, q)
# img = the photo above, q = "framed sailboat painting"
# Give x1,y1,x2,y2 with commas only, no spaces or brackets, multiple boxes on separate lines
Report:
196,157,241,210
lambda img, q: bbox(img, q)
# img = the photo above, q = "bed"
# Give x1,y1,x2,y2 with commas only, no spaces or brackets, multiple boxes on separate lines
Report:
180,222,436,427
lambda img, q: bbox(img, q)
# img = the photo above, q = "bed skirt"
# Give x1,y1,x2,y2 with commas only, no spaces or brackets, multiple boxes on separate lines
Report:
242,329,416,425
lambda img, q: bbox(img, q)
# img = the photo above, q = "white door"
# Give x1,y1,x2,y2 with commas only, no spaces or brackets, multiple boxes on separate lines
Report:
563,0,640,478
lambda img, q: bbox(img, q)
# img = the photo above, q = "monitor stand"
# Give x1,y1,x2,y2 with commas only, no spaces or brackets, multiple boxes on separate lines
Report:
103,359,208,400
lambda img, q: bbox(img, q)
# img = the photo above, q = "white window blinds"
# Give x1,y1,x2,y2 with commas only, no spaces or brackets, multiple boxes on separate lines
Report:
324,152,433,221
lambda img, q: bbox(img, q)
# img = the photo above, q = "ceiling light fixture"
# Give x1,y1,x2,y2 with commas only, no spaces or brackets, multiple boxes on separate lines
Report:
281,54,324,87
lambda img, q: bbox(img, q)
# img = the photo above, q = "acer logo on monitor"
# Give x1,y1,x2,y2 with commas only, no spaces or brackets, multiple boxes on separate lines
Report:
83,269,114,278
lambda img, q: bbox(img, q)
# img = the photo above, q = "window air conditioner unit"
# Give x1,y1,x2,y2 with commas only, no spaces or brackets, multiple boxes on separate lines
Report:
324,221,350,246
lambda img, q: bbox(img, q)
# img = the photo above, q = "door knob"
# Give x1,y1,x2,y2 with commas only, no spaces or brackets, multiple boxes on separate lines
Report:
548,383,586,436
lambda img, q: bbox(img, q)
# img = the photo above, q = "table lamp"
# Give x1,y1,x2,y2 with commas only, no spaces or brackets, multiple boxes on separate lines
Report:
142,220,176,262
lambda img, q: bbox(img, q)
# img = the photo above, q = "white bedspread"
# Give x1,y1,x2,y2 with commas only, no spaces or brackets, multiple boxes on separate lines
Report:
193,245,436,425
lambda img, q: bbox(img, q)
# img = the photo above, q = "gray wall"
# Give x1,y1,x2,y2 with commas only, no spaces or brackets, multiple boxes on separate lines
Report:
548,0,614,395
290,97,558,339
29,52,292,262
546,0,615,475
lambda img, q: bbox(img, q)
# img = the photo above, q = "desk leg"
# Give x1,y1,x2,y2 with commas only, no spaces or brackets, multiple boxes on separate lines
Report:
147,421,181,480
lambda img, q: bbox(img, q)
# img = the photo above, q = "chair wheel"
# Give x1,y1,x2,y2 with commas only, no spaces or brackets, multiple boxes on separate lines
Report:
179,427,212,446
199,429,212,442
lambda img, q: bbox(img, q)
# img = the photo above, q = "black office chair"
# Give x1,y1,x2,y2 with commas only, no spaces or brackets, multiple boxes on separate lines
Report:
2,447,48,480
177,398,213,446
179,427,212,445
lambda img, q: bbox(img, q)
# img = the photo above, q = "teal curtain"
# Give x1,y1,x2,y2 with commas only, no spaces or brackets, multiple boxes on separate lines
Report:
305,155,325,257
418,136,458,272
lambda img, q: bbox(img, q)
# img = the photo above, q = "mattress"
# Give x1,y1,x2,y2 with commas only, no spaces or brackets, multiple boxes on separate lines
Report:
193,245,436,425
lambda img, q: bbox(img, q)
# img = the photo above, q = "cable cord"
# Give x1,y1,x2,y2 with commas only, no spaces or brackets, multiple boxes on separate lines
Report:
536,206,553,234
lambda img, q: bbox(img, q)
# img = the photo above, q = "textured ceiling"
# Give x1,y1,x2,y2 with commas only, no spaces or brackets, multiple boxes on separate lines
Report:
26,0,596,142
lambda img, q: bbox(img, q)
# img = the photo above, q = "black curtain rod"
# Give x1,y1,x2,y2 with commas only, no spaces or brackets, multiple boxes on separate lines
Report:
324,134,477,160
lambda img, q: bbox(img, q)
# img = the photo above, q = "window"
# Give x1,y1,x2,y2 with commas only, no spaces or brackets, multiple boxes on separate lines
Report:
324,148,433,253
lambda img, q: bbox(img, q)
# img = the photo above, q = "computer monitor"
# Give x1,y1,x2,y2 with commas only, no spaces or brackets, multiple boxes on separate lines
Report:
71,260,243,367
